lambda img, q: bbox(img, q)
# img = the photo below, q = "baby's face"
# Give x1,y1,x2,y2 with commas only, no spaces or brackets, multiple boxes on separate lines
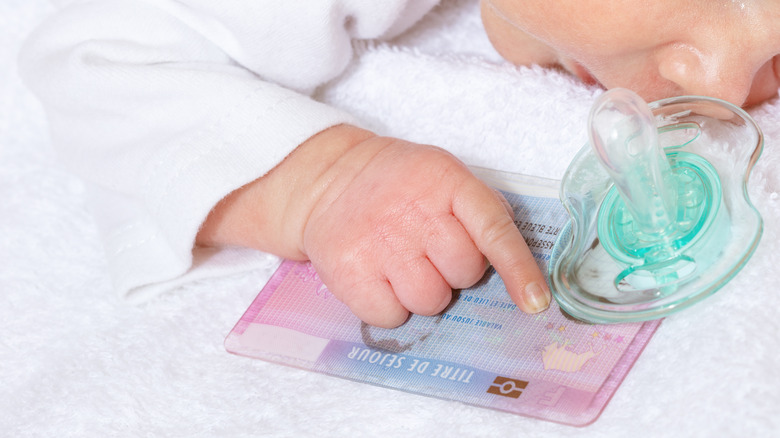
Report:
482,0,780,107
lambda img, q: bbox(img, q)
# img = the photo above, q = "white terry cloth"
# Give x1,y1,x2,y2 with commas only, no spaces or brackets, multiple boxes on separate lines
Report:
2,0,779,436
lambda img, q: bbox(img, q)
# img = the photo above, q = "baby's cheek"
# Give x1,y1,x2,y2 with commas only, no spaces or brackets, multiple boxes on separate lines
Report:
480,0,559,67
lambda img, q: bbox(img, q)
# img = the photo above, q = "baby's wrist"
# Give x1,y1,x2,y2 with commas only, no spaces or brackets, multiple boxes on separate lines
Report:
195,124,379,258
279,124,382,257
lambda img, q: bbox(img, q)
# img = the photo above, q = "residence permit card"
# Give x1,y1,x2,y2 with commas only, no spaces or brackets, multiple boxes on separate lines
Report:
225,168,661,427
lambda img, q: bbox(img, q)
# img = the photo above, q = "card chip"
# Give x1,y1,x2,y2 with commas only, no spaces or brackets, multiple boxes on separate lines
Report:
487,376,528,399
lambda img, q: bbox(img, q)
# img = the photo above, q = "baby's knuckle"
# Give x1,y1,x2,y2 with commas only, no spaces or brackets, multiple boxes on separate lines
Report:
481,213,517,246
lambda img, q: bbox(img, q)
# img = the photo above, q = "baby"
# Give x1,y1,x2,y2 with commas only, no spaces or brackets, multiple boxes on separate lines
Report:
20,0,780,328
481,0,780,107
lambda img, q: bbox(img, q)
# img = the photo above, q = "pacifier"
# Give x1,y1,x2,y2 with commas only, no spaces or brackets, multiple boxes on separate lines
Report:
549,88,763,323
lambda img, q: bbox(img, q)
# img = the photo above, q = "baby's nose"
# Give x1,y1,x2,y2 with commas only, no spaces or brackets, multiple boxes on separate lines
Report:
656,43,755,107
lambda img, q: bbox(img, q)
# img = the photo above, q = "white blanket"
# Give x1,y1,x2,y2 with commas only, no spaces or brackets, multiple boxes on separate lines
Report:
2,0,779,436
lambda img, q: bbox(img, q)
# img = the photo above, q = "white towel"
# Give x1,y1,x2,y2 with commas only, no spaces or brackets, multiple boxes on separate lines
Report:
2,0,778,436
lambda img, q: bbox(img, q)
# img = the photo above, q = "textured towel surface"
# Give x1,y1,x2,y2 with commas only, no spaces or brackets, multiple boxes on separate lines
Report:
2,0,779,436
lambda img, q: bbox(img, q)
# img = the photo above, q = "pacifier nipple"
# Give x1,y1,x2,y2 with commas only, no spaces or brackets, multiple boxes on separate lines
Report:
589,89,677,240
589,88,719,291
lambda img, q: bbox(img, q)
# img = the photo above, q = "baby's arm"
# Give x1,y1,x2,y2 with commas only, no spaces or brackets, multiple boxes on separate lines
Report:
18,0,437,298
20,0,549,322
197,124,551,328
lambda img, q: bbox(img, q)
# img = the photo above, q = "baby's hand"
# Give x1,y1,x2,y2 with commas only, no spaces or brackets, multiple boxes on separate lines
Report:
197,125,550,328
303,135,550,327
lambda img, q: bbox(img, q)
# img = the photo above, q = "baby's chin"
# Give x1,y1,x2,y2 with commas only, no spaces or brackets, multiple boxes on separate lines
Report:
742,56,780,107
552,56,603,88
567,61,601,87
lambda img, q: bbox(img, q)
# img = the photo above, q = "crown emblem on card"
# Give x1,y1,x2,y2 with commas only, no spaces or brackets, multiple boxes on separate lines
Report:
542,343,596,373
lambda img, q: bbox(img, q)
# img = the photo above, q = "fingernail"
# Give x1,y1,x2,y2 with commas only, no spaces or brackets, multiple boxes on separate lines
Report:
524,282,551,313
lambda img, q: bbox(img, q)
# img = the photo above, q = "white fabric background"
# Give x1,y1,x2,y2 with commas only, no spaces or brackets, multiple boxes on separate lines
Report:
2,0,779,436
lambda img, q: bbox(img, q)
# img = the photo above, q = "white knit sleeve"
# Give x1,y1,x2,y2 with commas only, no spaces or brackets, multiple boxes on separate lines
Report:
18,0,438,300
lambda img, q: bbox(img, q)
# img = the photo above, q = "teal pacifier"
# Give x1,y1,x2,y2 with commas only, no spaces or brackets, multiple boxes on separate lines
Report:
549,88,763,323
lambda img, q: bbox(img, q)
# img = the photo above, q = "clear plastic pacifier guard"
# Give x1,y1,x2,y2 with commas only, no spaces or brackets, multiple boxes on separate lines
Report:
549,88,764,324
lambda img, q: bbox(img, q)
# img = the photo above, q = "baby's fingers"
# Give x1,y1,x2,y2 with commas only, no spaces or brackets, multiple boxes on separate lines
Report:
320,269,410,328
453,178,551,314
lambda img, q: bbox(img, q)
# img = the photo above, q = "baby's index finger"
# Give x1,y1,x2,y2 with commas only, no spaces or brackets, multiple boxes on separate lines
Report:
452,178,551,314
